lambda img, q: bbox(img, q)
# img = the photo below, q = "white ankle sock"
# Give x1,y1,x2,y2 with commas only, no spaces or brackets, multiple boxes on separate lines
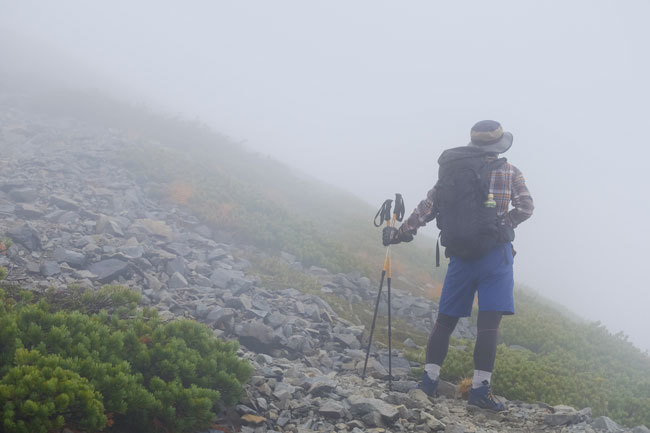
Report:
424,363,441,381
472,370,492,389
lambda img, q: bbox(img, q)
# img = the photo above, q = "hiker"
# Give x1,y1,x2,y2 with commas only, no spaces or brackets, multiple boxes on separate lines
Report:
383,120,534,411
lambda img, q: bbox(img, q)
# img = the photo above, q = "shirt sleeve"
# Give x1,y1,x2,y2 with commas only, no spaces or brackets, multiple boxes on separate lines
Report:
506,166,534,228
398,186,437,236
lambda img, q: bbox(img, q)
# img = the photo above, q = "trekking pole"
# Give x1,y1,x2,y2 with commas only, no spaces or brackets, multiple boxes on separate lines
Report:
363,198,392,380
362,194,405,391
386,193,405,391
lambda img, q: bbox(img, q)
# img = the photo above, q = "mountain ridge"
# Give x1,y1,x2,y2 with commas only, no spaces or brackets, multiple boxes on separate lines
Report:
1,91,649,431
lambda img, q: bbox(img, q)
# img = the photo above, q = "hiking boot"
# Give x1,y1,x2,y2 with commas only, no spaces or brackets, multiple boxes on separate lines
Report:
467,380,505,411
418,371,439,397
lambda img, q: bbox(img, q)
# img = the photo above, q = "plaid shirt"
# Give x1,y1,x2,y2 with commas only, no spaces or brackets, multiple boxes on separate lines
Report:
399,160,534,236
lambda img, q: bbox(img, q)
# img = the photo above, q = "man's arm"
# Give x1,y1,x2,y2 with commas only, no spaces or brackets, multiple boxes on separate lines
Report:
397,186,438,237
504,166,534,228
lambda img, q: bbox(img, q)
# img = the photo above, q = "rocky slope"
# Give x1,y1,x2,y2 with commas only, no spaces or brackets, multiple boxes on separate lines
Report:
0,101,647,433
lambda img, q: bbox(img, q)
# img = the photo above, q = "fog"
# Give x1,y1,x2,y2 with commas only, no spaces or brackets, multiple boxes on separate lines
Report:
2,1,649,351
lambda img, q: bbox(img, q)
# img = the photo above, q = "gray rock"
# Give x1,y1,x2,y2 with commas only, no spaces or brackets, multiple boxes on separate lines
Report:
193,274,212,286
165,256,186,276
307,378,338,396
119,245,144,259
168,272,188,289
437,380,458,399
318,400,345,419
420,411,445,431
444,424,466,433
403,338,419,349
632,426,650,433
390,380,417,394
96,215,124,237
133,219,175,241
164,242,192,257
88,259,129,283
15,203,44,219
285,334,313,354
194,225,213,238
54,247,86,268
206,307,235,330
591,416,623,433
273,382,295,400
379,353,411,376
333,333,360,350
347,395,399,425
361,411,384,427
276,411,291,427
144,273,162,291
40,261,61,277
265,311,287,328
207,248,228,262
9,187,38,203
225,294,253,310
210,268,234,288
357,357,388,379
545,407,592,426
235,320,277,352
51,195,79,211
57,211,79,224
8,223,42,251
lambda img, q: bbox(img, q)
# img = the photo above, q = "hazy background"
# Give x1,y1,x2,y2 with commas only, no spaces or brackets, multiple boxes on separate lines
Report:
2,1,649,350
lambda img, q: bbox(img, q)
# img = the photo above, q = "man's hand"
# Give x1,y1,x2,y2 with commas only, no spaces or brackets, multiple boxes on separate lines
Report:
382,226,414,246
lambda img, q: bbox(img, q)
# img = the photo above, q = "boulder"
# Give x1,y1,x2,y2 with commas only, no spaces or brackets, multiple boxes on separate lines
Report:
235,320,277,353
357,358,388,379
96,215,124,237
118,245,144,259
318,400,346,419
272,382,296,401
164,242,192,257
210,268,235,288
545,407,592,426
206,307,235,330
207,248,228,262
307,378,338,396
347,395,399,425
591,416,623,433
15,203,44,219
333,333,360,350
420,411,445,431
88,259,129,283
225,294,253,311
54,247,86,268
9,187,38,203
40,261,61,277
167,272,188,289
51,195,79,211
8,223,42,251
133,219,174,241
165,256,186,276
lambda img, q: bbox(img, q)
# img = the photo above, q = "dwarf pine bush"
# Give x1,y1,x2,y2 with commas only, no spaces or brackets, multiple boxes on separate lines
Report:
0,286,252,433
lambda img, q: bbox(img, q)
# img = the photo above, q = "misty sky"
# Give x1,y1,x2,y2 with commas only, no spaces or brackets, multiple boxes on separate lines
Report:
2,1,650,351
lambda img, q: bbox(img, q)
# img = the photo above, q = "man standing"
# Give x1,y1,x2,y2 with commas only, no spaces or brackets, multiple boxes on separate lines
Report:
383,120,534,411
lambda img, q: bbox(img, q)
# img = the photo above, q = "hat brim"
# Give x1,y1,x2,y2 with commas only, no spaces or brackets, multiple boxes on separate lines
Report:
468,131,513,154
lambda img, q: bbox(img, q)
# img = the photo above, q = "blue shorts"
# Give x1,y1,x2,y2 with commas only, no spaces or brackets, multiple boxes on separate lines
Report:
438,243,515,317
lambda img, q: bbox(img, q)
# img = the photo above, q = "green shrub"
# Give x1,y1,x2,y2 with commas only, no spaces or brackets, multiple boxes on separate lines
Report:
0,349,106,433
0,286,252,433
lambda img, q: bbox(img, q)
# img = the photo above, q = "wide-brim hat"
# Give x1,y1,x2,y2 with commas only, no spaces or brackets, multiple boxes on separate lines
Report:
467,120,513,154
